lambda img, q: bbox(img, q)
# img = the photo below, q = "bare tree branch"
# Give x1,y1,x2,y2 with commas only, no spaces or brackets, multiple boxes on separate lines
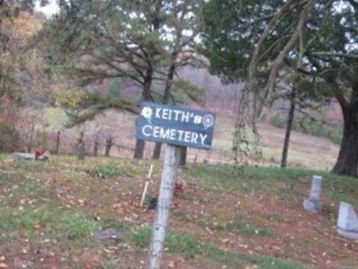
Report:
256,0,315,117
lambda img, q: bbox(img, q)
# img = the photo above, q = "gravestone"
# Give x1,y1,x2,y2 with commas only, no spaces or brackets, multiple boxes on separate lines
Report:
13,152,34,160
94,228,124,242
303,175,323,214
337,202,358,240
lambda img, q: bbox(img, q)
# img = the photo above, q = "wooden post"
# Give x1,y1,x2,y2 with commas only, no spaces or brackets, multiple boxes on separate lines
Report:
55,131,61,154
105,136,114,157
93,132,99,156
77,131,85,160
180,146,187,166
27,123,35,153
193,154,198,165
93,139,99,156
147,145,180,269
78,143,85,160
140,164,154,207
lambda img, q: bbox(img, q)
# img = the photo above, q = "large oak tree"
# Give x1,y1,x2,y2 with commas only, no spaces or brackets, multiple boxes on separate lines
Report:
202,0,358,176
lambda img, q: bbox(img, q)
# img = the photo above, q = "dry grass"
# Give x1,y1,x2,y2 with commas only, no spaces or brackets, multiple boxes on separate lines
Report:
24,106,340,173
60,112,339,172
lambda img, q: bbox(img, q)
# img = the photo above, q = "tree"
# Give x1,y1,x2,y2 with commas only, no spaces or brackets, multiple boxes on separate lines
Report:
43,0,205,160
151,0,205,160
42,0,163,158
278,74,328,168
304,3,358,177
201,0,358,176
0,1,49,151
0,0,44,101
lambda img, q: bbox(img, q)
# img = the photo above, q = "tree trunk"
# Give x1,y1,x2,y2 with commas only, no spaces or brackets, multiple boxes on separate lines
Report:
332,110,358,177
134,65,153,159
152,142,162,159
281,88,296,168
134,139,145,159
152,62,176,160
180,146,187,166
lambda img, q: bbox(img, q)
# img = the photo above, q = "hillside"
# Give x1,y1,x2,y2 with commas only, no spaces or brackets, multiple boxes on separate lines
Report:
0,155,357,269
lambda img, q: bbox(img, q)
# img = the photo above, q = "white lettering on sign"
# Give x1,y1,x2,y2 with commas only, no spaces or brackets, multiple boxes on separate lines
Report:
141,124,208,146
150,107,199,123
155,108,161,118
162,108,170,120
191,133,198,144
173,110,181,120
199,134,208,145
182,112,190,122
143,125,152,137
177,129,185,141
160,128,170,139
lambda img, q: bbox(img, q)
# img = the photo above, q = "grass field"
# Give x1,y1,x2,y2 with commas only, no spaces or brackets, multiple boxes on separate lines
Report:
51,111,340,175
0,154,357,269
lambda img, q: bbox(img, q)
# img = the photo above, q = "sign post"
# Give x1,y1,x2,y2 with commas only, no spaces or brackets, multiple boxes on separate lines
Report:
135,103,215,269
147,145,180,269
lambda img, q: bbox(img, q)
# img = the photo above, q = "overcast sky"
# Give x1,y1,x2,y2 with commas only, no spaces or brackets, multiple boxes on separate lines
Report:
35,0,59,17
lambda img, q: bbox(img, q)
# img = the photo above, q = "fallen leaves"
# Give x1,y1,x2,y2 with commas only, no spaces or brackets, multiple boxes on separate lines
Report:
244,266,258,269
84,254,102,269
168,257,185,268
0,258,6,269
0,154,357,269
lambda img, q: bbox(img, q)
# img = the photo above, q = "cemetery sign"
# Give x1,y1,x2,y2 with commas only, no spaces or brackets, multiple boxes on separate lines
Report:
136,102,216,149
137,102,216,268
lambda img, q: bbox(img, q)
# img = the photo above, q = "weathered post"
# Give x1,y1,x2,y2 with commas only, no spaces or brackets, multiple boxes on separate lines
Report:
78,143,85,160
147,146,180,268
105,136,114,157
180,146,187,166
27,123,36,153
93,132,99,156
193,154,198,165
77,131,85,160
140,164,154,207
55,131,61,154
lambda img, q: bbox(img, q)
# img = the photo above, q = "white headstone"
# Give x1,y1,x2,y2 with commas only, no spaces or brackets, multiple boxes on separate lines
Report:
13,152,34,160
303,175,323,213
337,202,358,240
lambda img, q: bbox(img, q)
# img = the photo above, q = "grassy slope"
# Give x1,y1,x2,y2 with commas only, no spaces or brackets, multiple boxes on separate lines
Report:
0,154,357,269
212,115,339,170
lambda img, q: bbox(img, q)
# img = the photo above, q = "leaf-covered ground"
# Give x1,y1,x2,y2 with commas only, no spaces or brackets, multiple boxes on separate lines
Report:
0,154,357,269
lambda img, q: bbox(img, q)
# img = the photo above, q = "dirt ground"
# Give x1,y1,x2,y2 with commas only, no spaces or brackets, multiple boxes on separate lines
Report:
0,154,356,269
